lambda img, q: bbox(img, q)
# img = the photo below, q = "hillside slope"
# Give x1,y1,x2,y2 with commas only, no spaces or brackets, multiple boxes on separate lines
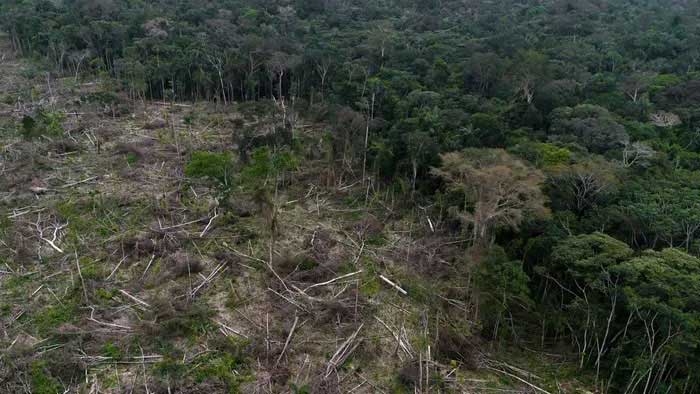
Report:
0,36,590,393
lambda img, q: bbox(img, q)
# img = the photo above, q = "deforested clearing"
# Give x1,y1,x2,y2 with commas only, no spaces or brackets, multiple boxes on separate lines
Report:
1,1,700,393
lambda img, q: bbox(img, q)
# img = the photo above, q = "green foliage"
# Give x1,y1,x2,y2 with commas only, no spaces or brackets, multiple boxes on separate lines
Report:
19,110,65,140
55,196,149,245
153,357,188,380
616,249,700,321
290,384,311,394
649,74,683,97
0,215,10,235
185,151,233,185
35,303,77,336
549,105,629,153
193,338,251,393
240,146,298,189
183,112,196,126
539,233,700,391
19,65,39,80
125,152,139,165
30,361,62,394
476,246,531,337
365,233,387,246
613,171,700,251
95,288,115,302
102,342,123,360
623,120,658,141
359,261,382,297
510,141,571,168
297,256,318,271
469,112,505,148
548,232,633,283
77,258,105,281
477,247,530,304
611,248,700,389
83,91,120,106
3,274,32,297
536,144,571,167
193,353,247,391
145,300,214,342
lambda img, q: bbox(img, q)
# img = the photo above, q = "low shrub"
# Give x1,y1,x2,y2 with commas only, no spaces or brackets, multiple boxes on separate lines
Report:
185,151,233,185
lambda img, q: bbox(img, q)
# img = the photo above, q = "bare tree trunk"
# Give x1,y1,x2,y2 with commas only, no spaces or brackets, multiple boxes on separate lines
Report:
362,92,375,185
218,68,227,105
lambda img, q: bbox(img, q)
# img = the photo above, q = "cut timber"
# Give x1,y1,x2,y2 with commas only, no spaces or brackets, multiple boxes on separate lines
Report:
303,270,363,292
374,316,414,358
119,289,150,308
485,366,552,394
199,209,219,237
275,315,299,368
326,323,364,378
215,320,248,339
61,176,98,188
379,275,407,295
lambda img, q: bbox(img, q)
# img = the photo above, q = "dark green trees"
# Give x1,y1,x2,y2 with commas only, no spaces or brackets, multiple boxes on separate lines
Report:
541,233,700,392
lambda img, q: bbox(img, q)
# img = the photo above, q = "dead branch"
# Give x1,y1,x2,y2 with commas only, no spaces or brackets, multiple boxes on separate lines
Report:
375,316,414,358
61,176,98,188
326,323,364,378
275,315,299,368
354,372,387,394
268,287,309,312
225,242,291,293
106,255,127,280
223,243,268,265
141,254,156,279
33,215,67,253
351,241,365,266
379,275,407,295
489,359,542,381
156,216,209,231
88,307,132,330
31,284,44,297
199,208,219,237
75,252,88,301
119,289,150,308
484,366,551,394
191,263,228,297
215,320,249,339
7,206,45,219
303,270,363,293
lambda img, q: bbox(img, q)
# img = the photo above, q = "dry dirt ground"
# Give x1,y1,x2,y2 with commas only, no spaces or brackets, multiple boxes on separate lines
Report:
0,36,590,394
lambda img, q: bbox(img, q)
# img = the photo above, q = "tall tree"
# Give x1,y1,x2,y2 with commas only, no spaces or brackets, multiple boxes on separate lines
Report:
432,148,547,246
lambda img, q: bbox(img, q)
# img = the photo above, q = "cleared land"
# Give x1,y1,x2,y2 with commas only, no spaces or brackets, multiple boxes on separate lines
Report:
0,37,588,393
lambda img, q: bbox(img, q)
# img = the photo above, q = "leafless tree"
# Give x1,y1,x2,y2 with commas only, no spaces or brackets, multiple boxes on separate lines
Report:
621,73,655,103
315,57,332,101
32,214,68,255
431,149,547,246
622,141,656,168
650,111,682,128
207,54,227,105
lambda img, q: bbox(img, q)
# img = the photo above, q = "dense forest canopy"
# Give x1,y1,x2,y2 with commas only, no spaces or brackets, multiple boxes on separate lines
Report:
3,0,700,393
